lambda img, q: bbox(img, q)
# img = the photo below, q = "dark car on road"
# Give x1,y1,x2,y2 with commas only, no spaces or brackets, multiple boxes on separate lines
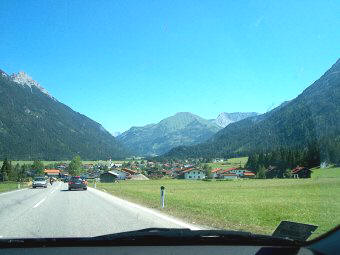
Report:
68,176,87,191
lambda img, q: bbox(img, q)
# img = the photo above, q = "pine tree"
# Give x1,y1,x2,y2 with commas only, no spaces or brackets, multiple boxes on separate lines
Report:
1,158,12,181
9,163,20,181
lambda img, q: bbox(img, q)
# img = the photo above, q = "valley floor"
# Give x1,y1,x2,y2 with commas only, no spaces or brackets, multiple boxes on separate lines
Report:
97,167,340,240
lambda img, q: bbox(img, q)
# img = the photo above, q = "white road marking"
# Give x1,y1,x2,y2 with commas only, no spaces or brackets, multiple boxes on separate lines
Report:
33,197,46,208
50,189,55,194
88,187,201,230
0,188,28,196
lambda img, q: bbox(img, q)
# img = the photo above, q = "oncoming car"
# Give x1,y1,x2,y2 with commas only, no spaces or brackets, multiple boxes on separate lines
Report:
32,177,47,189
68,176,87,191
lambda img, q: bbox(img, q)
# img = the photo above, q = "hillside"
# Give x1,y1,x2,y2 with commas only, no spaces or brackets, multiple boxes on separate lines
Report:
165,59,340,159
117,112,222,156
0,70,128,160
215,112,258,128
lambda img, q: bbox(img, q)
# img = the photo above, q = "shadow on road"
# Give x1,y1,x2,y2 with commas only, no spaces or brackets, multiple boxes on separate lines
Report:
60,189,87,191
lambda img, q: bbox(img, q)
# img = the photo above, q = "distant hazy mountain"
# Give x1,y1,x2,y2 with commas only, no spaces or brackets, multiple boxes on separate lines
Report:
117,112,222,156
111,131,122,137
165,59,340,159
0,70,128,160
215,112,259,128
117,111,260,156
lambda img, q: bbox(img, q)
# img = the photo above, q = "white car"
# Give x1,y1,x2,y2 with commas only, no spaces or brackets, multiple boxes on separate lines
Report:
32,177,47,188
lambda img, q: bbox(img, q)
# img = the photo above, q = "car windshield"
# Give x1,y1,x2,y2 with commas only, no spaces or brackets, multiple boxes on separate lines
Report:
0,0,339,242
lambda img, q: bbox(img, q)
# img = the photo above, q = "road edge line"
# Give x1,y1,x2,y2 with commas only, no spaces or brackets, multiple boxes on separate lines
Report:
0,188,29,196
88,187,202,230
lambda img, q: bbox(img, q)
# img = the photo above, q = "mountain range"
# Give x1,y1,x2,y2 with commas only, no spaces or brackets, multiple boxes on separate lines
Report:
164,59,340,159
0,71,128,160
3,58,338,161
117,112,258,156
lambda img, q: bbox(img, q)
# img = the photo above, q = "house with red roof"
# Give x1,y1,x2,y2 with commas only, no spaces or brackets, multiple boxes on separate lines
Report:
178,168,206,180
243,171,256,178
121,168,138,175
291,166,312,178
220,173,239,180
44,169,60,177
214,168,255,179
211,168,222,178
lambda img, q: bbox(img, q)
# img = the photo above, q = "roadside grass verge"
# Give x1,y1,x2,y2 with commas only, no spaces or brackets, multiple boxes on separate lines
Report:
0,182,29,193
97,167,340,239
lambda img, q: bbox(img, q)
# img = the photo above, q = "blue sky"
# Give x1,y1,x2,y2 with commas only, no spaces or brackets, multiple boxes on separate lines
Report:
1,0,339,133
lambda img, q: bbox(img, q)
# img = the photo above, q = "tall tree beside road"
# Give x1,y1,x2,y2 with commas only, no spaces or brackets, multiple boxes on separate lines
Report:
1,158,12,181
67,156,83,176
31,160,45,176
9,163,20,181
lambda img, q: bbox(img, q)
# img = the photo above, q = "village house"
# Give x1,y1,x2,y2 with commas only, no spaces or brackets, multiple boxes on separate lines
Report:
211,168,255,179
100,171,118,182
211,168,222,178
220,173,238,180
56,164,67,170
179,168,206,180
121,168,138,175
226,168,247,176
44,169,60,177
243,171,256,178
213,158,224,163
291,166,312,178
109,169,128,180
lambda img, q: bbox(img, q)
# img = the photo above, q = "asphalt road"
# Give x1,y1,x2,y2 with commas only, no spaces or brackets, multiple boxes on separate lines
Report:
0,182,198,239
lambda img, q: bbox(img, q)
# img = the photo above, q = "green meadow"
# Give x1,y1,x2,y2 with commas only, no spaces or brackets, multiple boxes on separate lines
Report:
97,167,340,239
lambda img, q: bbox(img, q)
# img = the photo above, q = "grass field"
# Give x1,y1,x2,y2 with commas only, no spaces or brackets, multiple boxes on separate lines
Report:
0,182,29,193
97,167,340,239
207,157,248,169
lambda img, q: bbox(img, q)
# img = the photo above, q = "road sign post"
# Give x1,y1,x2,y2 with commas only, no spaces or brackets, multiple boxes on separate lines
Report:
160,186,165,208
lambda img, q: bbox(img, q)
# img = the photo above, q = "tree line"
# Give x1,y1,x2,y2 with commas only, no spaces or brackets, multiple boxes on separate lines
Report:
0,155,86,182
245,141,323,179
0,159,45,182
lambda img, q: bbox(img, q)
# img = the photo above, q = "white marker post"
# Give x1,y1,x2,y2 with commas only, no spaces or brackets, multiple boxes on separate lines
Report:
94,179,97,189
160,186,165,208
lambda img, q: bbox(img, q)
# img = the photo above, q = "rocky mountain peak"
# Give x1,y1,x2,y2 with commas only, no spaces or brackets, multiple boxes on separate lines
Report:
0,69,8,77
10,71,53,98
216,112,259,128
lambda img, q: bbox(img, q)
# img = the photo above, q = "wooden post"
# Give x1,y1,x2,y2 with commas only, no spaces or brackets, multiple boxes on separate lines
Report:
160,186,165,208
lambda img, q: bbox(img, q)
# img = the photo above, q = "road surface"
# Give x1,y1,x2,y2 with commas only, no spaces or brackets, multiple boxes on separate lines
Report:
0,182,198,239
